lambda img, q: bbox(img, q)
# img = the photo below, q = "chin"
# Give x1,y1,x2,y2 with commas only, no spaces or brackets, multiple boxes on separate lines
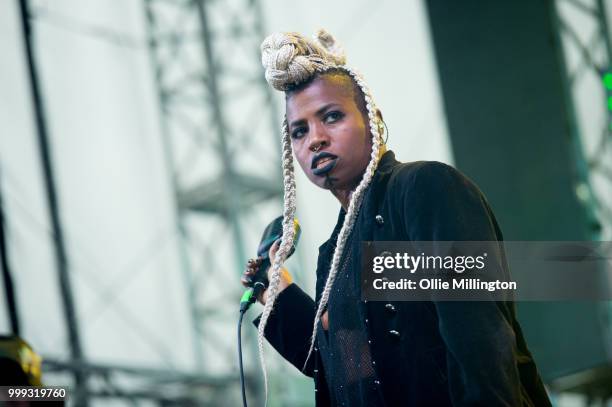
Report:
309,168,355,190
308,174,335,190
317,179,334,190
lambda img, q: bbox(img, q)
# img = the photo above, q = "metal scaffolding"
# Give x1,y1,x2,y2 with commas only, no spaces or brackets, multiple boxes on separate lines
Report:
17,0,88,404
555,0,612,241
11,0,295,404
552,2,612,404
144,0,287,404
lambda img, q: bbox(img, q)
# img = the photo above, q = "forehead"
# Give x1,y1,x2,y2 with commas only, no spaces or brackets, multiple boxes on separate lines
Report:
285,75,358,120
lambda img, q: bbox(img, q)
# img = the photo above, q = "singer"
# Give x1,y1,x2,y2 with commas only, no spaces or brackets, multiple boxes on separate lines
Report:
241,30,552,406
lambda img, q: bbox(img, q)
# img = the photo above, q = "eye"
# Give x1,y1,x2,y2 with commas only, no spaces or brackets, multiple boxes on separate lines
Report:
323,111,344,124
291,127,307,139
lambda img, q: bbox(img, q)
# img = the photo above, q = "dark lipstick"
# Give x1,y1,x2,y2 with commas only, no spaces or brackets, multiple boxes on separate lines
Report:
311,152,338,176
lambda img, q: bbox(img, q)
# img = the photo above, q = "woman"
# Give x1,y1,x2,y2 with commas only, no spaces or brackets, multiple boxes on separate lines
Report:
241,29,551,406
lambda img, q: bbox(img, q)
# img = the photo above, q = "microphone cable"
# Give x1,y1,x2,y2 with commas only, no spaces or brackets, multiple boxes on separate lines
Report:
238,303,248,407
237,216,300,407
238,283,264,407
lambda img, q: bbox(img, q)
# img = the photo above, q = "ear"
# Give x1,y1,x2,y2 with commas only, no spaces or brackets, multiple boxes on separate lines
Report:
373,109,388,146
375,109,384,133
375,109,383,122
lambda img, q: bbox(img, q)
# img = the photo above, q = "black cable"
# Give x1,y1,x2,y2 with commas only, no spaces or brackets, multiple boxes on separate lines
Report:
0,168,21,335
238,308,248,407
238,284,264,407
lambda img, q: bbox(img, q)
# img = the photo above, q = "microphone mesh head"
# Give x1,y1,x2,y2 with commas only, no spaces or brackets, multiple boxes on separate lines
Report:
257,216,300,258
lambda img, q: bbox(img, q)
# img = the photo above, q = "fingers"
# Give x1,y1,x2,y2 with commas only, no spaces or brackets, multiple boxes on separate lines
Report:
240,275,253,287
247,257,263,269
241,256,269,305
268,240,280,263
241,257,263,287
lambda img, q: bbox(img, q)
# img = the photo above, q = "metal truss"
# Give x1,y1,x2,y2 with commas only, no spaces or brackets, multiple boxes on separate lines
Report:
16,0,293,403
555,0,612,241
144,0,293,404
43,357,237,406
553,4,612,406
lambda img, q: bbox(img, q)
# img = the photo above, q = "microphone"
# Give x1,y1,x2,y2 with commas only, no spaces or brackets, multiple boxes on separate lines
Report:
237,216,301,407
240,216,301,312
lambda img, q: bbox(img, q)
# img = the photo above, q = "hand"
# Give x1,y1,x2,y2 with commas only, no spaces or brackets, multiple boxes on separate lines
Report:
240,240,293,305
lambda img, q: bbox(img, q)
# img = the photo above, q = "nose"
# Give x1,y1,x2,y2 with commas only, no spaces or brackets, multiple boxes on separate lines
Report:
308,123,330,153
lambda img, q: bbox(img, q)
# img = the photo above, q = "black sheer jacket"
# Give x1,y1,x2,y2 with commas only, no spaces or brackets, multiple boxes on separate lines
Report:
255,151,552,407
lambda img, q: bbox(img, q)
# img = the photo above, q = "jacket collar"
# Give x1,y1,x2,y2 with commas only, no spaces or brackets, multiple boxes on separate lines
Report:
318,150,400,271
366,149,400,205
328,150,400,238
374,150,400,180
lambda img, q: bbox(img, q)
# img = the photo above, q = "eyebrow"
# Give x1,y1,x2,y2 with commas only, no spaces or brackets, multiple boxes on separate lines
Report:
288,103,339,129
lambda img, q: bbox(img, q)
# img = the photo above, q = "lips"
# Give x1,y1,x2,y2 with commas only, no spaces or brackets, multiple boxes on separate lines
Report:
311,152,338,176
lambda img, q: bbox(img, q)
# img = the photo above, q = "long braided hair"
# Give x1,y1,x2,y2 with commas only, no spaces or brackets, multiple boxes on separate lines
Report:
257,29,383,404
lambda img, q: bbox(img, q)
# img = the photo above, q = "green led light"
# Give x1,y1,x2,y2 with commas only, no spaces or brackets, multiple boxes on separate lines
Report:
608,96,612,110
604,73,612,90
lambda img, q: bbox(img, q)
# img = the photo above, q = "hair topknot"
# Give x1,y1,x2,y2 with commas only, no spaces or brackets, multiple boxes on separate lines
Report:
260,29,347,91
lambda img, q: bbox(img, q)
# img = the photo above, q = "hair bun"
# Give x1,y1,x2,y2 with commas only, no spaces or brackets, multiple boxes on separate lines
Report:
313,29,346,60
260,30,347,91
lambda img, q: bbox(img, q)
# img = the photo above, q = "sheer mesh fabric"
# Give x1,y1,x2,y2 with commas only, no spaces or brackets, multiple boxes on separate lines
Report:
316,221,386,407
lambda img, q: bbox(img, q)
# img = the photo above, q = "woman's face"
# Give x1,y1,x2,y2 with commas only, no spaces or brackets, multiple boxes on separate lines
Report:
286,74,372,191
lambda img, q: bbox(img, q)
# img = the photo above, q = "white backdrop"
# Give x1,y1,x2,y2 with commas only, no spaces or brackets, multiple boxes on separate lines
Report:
3,1,600,406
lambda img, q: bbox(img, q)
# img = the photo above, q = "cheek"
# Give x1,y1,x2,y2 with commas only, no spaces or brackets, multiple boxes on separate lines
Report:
352,126,373,166
344,116,368,141
348,124,370,154
291,143,310,172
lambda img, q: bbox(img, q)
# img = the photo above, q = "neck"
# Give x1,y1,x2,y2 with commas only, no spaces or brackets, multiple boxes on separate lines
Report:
331,188,353,212
331,145,387,211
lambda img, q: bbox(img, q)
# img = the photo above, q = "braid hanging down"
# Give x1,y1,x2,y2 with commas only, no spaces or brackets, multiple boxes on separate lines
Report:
258,29,383,405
